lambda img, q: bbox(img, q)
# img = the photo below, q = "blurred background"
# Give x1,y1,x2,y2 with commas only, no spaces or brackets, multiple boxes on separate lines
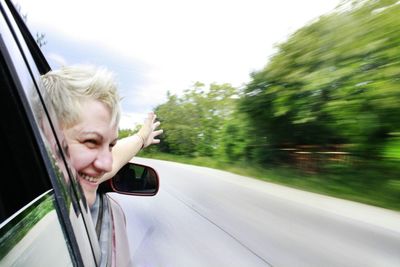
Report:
17,0,400,211
138,0,400,211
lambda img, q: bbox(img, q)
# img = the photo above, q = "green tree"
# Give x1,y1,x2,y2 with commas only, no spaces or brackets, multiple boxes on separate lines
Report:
118,128,137,139
155,82,239,157
241,0,400,162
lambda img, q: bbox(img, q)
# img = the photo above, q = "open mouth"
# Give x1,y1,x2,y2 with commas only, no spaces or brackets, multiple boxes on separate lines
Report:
79,173,101,184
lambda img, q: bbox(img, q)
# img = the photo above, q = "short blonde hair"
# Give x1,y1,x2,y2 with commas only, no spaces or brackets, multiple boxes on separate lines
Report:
40,64,121,128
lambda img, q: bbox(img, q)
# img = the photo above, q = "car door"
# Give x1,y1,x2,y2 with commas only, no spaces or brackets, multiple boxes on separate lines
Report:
0,0,102,266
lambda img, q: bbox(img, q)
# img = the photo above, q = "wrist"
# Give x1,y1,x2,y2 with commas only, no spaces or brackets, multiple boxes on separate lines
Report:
135,134,145,149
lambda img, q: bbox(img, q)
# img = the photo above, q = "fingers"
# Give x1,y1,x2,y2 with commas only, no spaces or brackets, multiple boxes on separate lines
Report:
153,121,161,129
144,112,155,123
140,112,163,148
153,129,163,137
147,112,156,122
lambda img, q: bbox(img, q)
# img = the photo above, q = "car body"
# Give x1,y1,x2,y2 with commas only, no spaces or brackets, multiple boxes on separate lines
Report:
0,0,158,266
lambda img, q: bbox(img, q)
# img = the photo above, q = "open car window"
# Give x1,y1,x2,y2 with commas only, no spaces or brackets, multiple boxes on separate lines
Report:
0,0,101,265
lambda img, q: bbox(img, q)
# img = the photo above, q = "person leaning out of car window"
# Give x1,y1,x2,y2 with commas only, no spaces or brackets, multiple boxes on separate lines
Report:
38,64,162,266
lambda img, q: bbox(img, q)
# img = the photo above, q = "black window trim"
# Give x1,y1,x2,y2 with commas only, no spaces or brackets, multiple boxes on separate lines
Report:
0,1,91,265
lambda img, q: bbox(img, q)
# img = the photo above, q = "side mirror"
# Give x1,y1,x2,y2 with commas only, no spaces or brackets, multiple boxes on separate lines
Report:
99,162,159,196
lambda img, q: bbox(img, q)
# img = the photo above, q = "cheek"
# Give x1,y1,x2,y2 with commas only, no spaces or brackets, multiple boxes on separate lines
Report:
68,145,95,172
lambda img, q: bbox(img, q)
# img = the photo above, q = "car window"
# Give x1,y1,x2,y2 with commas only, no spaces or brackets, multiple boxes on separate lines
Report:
0,34,77,266
0,1,100,265
0,17,51,223
0,192,73,266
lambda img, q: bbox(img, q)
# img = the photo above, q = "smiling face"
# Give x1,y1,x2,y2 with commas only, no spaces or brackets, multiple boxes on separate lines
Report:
64,99,118,206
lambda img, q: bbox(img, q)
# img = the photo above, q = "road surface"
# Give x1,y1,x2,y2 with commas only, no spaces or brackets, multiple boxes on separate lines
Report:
111,158,400,267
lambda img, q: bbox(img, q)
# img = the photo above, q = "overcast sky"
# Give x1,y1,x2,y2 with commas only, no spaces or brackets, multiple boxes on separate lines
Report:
16,0,342,129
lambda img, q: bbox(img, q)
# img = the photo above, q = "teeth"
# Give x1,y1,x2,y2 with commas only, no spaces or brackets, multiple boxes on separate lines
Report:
80,173,100,183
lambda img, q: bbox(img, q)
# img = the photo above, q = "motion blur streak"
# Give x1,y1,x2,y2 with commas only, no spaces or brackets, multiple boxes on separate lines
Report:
113,158,400,267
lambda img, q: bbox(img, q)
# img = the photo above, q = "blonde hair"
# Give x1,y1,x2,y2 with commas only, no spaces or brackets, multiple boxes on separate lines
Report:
40,64,121,128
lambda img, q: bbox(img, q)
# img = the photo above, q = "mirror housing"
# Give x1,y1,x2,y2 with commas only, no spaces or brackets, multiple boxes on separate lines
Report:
98,162,159,196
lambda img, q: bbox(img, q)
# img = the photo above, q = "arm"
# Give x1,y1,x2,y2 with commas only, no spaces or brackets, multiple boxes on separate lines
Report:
102,112,163,180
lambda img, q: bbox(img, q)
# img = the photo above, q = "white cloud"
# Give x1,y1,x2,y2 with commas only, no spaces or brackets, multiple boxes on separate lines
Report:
119,112,145,130
16,0,341,127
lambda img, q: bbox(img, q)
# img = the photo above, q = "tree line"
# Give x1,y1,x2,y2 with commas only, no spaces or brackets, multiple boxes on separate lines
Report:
136,0,400,171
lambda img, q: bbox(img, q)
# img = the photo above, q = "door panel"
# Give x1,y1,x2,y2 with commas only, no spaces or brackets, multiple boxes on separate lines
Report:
0,192,72,267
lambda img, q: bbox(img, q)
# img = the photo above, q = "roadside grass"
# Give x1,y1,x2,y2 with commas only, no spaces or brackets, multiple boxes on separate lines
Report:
140,152,400,211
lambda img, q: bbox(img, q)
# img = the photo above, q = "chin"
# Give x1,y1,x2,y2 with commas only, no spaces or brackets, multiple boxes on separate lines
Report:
78,178,99,207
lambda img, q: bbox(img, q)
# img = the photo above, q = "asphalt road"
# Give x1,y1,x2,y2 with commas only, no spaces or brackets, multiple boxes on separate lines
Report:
112,158,400,267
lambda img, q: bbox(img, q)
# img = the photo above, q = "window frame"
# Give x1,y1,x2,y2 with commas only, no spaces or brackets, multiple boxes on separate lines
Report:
0,0,102,265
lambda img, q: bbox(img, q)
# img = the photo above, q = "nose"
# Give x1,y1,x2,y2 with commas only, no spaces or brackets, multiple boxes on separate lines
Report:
94,148,113,173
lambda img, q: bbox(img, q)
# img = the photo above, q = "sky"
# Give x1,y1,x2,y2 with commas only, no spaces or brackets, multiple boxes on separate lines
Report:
15,0,343,129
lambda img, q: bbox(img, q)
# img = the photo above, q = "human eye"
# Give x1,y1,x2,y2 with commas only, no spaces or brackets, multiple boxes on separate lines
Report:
109,141,117,151
84,138,99,148
81,132,102,148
